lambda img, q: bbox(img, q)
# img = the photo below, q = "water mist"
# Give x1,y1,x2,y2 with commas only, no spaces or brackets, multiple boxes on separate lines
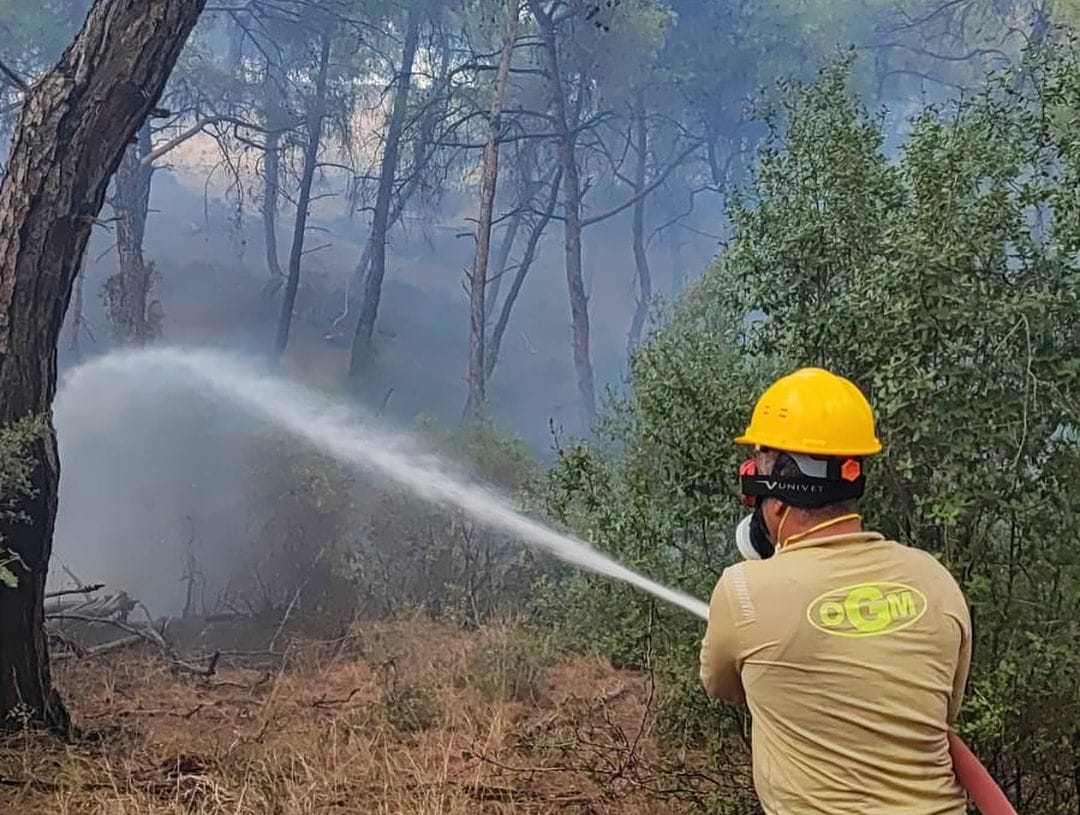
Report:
57,347,709,621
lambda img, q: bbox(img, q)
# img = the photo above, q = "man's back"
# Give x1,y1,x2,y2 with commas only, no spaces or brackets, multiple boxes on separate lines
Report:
703,531,971,815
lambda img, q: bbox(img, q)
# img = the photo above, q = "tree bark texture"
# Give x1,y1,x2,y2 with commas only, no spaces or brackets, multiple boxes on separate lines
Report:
626,94,651,356
275,32,331,357
534,4,596,424
68,260,86,362
464,0,519,419
104,121,155,343
349,9,421,376
0,0,206,732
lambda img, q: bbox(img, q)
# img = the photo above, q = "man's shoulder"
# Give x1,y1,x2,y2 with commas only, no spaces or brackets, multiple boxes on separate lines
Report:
881,537,955,575
878,538,969,605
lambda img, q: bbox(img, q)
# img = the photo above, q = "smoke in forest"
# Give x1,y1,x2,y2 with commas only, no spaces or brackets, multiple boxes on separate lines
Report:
3,0,1039,606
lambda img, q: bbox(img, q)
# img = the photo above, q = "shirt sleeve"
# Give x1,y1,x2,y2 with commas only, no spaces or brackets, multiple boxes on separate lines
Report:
947,598,973,723
699,571,746,705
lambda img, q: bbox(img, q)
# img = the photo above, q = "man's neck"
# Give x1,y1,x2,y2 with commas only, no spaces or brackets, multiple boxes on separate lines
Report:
780,514,863,549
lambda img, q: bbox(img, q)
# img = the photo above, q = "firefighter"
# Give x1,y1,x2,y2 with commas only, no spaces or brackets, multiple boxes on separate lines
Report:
700,367,972,814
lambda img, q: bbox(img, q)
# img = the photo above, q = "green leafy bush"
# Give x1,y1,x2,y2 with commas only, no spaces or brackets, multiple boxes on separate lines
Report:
226,416,551,630
466,626,554,704
0,415,46,589
342,416,551,625
546,48,1080,813
377,679,441,734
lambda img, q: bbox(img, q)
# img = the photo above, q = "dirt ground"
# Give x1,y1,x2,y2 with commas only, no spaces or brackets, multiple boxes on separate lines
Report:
0,620,746,814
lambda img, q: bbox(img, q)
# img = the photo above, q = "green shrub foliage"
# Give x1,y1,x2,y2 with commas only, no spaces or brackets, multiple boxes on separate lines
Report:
0,415,46,589
545,49,1080,813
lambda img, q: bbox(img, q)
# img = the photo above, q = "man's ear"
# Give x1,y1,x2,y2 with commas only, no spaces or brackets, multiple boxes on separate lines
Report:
761,496,784,540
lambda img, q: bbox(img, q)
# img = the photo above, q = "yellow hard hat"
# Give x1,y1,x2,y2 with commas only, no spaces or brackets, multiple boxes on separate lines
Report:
735,368,882,457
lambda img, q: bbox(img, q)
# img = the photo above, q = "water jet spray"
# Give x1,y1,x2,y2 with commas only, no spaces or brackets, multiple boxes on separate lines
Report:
59,347,708,621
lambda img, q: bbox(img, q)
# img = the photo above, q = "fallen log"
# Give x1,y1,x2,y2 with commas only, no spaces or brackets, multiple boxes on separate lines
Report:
51,634,144,661
45,583,106,599
45,591,135,620
46,613,169,651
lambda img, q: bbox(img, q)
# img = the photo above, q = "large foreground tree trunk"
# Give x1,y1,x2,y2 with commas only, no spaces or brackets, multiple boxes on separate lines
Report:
349,9,421,376
275,32,331,358
533,4,596,425
464,0,519,419
104,121,155,343
0,0,206,733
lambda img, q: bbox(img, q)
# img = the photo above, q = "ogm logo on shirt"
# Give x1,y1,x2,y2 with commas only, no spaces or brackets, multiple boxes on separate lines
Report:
807,582,928,637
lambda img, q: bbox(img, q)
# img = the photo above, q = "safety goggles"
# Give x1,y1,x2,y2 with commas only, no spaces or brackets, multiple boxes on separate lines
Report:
738,454,866,510
738,459,760,507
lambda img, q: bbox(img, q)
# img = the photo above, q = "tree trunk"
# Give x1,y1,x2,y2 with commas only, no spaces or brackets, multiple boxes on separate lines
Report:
349,10,422,376
68,260,86,362
226,11,245,73
0,0,205,733
669,224,684,297
627,94,651,356
274,32,331,358
534,4,596,424
487,166,561,380
485,210,521,321
486,142,538,322
464,0,519,419
105,122,156,343
335,23,449,345
261,62,285,292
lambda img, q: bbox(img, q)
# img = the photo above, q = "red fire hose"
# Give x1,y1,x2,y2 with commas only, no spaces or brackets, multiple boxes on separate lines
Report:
948,731,1018,815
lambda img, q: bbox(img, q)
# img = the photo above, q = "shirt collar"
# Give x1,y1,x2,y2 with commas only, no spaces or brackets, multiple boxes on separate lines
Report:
778,530,885,554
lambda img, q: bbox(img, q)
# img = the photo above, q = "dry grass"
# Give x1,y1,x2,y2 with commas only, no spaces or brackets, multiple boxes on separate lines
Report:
0,620,737,815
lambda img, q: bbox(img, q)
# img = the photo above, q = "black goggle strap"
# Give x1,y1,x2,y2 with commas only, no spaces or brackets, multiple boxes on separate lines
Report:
740,474,866,509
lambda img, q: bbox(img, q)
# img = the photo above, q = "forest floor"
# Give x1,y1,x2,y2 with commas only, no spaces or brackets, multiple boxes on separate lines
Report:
0,620,745,814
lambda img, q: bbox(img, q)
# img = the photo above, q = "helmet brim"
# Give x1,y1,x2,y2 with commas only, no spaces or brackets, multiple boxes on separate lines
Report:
734,431,882,457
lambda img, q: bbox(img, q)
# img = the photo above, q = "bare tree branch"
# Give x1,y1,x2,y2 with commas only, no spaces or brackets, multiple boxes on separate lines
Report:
141,114,291,165
0,57,29,93
581,141,701,228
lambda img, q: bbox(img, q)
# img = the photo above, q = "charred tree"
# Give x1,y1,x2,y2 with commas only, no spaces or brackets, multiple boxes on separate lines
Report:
349,9,422,375
464,0,520,419
275,31,331,358
533,2,596,424
0,0,206,733
104,122,156,343
626,93,652,355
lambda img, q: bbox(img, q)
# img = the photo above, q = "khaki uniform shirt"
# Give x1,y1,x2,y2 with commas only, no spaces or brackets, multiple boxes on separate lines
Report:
700,531,971,815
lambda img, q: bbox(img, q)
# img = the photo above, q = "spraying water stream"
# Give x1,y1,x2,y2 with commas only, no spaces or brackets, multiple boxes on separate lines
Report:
60,347,709,621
